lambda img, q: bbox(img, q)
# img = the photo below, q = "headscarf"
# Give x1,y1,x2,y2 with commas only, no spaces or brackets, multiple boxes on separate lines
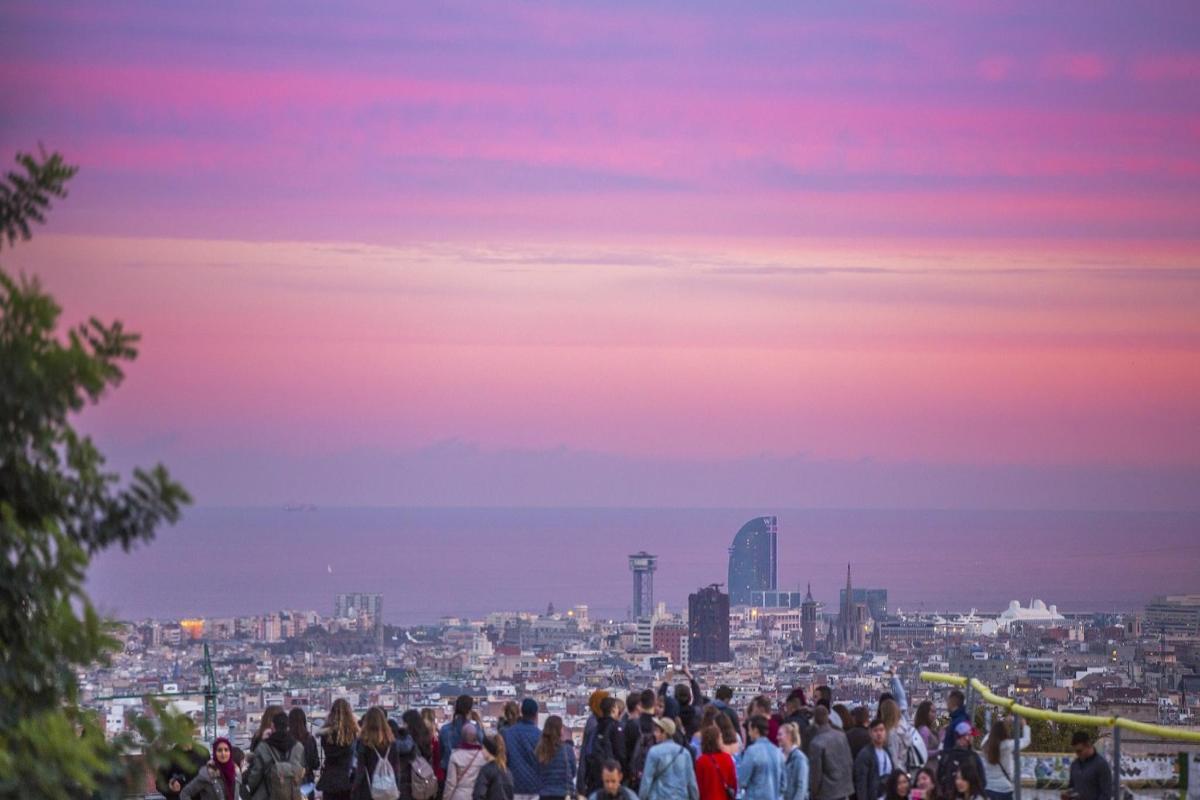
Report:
212,737,237,800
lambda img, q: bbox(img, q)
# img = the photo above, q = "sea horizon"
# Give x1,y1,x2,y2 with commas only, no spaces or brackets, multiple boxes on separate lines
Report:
90,505,1200,626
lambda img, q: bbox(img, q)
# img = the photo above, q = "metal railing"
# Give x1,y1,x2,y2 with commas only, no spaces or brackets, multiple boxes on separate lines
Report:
921,671,1200,800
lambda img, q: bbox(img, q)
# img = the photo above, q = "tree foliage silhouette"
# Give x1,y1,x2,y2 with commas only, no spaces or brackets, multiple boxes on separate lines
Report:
0,149,195,798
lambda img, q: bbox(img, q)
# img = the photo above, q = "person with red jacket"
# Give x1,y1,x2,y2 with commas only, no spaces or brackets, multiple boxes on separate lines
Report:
695,726,737,800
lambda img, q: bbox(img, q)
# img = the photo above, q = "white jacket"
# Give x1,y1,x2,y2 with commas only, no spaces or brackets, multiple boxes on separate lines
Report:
445,747,487,800
980,726,1032,793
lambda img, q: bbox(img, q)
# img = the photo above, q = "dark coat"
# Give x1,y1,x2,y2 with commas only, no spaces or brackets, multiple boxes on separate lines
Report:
473,761,515,800
318,734,356,793
243,732,305,800
853,746,891,800
353,735,416,800
157,746,209,800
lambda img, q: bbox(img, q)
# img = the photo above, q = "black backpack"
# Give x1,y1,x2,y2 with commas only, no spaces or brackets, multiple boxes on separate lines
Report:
586,727,616,791
629,729,658,786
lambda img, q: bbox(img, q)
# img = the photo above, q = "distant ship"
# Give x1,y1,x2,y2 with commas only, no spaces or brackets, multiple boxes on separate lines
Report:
283,503,318,512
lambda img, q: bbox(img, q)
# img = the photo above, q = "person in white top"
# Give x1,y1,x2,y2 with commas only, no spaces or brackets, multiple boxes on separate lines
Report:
980,717,1030,800
446,723,489,800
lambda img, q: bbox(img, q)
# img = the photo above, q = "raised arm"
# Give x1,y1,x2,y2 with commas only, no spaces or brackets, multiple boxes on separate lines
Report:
890,670,910,720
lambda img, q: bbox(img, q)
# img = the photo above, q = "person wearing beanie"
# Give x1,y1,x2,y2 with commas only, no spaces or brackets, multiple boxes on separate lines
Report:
503,698,544,800
447,722,488,800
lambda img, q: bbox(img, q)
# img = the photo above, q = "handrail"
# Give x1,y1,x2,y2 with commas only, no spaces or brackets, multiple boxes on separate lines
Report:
920,671,1200,743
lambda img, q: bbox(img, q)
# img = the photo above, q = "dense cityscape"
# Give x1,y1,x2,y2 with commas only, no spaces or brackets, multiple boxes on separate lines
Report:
81,516,1200,796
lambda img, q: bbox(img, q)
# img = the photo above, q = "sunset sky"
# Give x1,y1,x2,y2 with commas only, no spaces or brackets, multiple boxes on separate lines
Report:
3,1,1198,508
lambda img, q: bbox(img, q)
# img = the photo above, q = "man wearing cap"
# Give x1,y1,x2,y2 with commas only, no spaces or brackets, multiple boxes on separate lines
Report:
503,698,543,800
638,717,698,800
937,721,987,800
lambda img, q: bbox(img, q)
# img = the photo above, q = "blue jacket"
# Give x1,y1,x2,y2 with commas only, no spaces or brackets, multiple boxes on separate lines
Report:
440,718,469,772
782,748,809,800
502,720,543,795
538,741,578,797
638,741,698,800
941,706,970,754
737,738,784,800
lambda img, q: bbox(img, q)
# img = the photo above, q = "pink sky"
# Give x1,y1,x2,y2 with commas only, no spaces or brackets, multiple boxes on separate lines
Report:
2,1,1198,507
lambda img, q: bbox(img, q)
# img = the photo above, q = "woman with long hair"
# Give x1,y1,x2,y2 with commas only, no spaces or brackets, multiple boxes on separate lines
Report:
250,705,285,751
690,705,720,756
534,715,576,800
404,709,435,762
421,708,445,783
353,706,417,800
952,760,986,800
913,767,941,800
914,702,940,759
499,702,520,732
288,707,320,788
318,699,360,800
475,735,516,800
880,697,922,774
885,769,912,800
714,712,741,757
980,717,1029,800
696,724,738,800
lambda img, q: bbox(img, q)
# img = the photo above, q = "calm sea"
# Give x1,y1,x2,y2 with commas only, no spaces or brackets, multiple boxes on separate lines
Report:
88,507,1200,624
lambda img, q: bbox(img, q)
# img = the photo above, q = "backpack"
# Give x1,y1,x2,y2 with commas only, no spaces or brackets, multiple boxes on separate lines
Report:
585,726,616,791
264,745,304,800
370,747,401,800
629,729,658,785
904,727,928,773
410,752,438,800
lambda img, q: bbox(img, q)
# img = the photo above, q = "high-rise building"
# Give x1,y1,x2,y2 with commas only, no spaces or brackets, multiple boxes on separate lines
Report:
652,622,689,666
334,592,384,649
801,583,818,652
838,587,889,621
1145,595,1200,638
727,515,777,606
335,592,383,622
689,584,731,663
628,552,657,620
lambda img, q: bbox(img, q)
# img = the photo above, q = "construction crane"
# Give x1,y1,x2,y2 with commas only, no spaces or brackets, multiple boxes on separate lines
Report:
89,644,220,740
202,643,218,742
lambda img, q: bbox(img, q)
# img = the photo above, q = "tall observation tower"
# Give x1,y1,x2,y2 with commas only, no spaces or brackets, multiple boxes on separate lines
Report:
628,552,657,620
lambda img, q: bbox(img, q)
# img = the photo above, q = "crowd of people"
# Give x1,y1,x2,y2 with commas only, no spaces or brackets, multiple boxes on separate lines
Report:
157,668,1112,800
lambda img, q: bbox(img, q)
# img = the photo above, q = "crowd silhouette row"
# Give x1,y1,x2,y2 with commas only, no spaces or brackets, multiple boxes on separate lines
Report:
157,669,1111,800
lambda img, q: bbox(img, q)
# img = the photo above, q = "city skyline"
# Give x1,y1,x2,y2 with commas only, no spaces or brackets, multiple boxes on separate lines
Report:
2,2,1198,511
87,506,1200,625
